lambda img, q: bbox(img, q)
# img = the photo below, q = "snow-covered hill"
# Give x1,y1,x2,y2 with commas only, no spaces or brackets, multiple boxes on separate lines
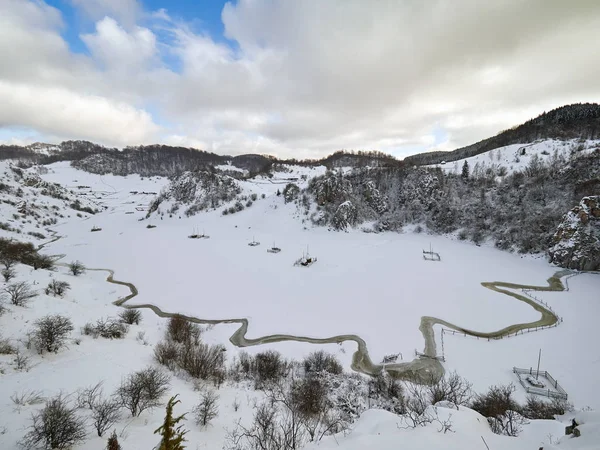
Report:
428,138,600,177
1,160,599,450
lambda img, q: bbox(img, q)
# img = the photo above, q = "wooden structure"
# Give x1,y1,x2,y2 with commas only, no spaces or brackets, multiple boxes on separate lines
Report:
423,243,441,261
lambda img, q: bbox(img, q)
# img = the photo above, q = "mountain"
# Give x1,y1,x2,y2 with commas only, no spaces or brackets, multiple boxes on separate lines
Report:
404,103,600,166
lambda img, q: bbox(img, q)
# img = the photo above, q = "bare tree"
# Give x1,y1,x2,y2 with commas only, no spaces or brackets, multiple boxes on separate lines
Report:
20,395,87,450
3,281,38,306
32,314,73,354
116,367,170,417
193,389,219,427
45,280,71,297
68,260,86,276
91,398,122,437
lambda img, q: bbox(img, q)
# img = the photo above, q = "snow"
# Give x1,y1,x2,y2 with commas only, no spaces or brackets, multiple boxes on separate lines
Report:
38,163,557,366
429,138,600,176
1,160,599,449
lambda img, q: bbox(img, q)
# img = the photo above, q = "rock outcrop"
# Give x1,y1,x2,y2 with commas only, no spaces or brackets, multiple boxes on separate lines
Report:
548,196,600,271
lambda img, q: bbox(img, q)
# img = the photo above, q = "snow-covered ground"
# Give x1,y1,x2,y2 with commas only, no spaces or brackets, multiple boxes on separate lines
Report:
40,163,559,365
1,160,599,449
430,139,600,176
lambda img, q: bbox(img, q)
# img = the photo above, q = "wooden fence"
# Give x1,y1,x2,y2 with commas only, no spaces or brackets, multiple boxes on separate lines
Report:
513,367,568,400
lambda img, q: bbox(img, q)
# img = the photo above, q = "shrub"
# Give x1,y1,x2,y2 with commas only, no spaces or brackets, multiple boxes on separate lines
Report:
116,366,170,417
45,280,71,297
178,342,226,382
2,281,38,306
0,335,16,354
20,395,87,450
291,376,328,417
83,317,128,339
119,308,142,325
91,398,122,437
1,267,15,282
106,430,122,450
193,389,219,427
167,316,201,345
32,314,73,354
470,384,525,436
154,395,188,449
426,371,472,408
303,351,343,375
154,340,181,369
69,260,85,276
521,395,572,420
255,350,287,384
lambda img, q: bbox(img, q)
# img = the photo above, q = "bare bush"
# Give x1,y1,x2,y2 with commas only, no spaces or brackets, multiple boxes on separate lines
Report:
91,398,122,437
32,314,73,354
14,352,31,371
116,366,170,417
291,376,328,418
193,389,219,427
154,340,180,369
10,390,45,406
401,383,434,428
470,383,526,436
20,395,86,450
167,315,201,345
1,267,15,282
45,280,71,297
82,317,128,339
3,281,38,306
119,308,142,325
76,382,104,410
178,342,226,383
68,260,85,276
426,371,472,409
368,371,405,414
303,351,343,375
0,334,16,354
522,395,572,420
255,350,287,385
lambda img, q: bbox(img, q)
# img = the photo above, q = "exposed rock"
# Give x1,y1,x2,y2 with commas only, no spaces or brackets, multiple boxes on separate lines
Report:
548,196,600,271
332,201,358,230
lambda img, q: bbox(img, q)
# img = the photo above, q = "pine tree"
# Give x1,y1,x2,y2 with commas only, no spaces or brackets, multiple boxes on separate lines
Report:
154,395,188,450
106,430,121,450
461,160,470,180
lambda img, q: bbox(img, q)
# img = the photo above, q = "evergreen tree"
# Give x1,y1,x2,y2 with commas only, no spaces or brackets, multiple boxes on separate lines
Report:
106,430,121,450
461,160,470,180
154,395,188,450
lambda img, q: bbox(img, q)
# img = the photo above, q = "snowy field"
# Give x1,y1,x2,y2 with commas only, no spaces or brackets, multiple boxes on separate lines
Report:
37,163,600,398
40,163,557,365
1,160,599,449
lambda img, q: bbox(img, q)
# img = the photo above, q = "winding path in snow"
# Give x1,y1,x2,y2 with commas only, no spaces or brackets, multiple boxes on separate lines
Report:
39,232,572,383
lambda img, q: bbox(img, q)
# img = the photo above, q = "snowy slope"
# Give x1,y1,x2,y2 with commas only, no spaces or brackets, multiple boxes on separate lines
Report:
430,138,600,176
1,160,599,449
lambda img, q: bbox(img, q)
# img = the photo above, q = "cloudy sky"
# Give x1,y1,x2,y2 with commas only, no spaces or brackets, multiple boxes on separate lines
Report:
1,0,599,159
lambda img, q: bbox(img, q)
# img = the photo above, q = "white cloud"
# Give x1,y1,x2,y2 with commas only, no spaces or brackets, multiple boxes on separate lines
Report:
82,17,158,71
70,0,141,27
0,81,159,147
2,0,600,158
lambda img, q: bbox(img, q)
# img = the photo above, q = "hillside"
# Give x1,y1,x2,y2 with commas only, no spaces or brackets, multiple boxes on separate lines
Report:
403,103,600,166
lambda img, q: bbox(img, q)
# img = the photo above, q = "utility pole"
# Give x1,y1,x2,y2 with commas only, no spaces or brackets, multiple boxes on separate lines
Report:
536,348,542,379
